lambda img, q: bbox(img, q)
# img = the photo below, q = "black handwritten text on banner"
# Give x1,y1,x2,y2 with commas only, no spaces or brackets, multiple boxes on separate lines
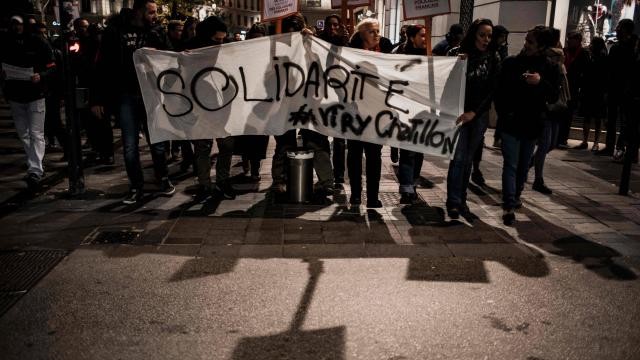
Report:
134,33,466,158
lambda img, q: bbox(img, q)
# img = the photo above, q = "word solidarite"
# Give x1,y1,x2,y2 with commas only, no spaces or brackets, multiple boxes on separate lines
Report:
156,58,411,117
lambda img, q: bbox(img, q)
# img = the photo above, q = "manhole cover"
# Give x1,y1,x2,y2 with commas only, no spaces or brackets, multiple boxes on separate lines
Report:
0,250,67,316
83,227,143,245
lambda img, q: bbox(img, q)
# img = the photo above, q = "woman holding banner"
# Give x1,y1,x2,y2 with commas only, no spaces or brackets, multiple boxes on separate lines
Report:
394,24,428,205
346,18,393,208
445,18,501,220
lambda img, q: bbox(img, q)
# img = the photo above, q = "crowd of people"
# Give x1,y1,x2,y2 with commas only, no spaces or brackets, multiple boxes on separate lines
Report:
1,0,639,226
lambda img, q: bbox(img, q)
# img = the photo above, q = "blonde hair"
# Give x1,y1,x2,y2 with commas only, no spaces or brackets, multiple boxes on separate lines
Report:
356,18,379,33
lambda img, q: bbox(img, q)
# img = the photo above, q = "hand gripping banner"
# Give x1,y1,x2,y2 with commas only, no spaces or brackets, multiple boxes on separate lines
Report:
134,33,466,158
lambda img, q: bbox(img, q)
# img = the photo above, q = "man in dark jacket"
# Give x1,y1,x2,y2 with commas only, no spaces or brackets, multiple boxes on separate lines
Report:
496,27,560,225
1,15,56,190
432,24,464,56
91,0,174,204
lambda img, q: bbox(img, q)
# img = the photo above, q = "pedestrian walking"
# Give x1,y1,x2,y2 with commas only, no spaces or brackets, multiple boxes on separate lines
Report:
531,26,570,196
0,15,56,191
91,0,175,204
496,26,560,226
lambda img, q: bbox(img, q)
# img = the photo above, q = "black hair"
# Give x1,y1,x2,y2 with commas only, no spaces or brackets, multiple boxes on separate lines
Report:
247,22,267,38
196,16,227,40
133,0,155,11
72,17,88,29
325,14,341,24
459,18,493,53
446,23,464,42
405,25,424,46
526,25,550,52
168,20,183,32
617,18,635,35
493,24,509,36
567,30,582,42
549,27,561,46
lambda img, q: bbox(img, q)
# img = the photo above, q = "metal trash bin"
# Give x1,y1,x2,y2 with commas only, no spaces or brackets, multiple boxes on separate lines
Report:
287,149,314,203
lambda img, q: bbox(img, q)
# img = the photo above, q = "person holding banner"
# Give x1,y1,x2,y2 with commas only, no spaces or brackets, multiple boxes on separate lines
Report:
495,26,560,226
184,16,238,201
445,19,501,220
91,0,175,204
318,14,350,187
394,24,428,205
271,13,335,198
347,18,393,208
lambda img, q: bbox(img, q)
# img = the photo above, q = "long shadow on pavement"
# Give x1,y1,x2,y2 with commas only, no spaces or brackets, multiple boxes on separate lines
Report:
231,258,346,360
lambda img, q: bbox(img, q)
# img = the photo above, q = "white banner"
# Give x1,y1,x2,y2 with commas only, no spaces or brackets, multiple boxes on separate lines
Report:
262,0,298,21
403,0,451,19
134,33,466,158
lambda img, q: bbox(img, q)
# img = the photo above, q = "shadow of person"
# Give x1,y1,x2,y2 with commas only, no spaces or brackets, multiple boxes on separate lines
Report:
517,207,638,281
397,200,550,282
231,259,346,360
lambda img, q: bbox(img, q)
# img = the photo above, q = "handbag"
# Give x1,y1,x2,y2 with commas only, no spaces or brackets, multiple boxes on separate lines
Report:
547,64,571,114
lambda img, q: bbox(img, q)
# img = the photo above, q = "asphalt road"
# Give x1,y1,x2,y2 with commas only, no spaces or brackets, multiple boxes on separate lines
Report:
1,248,638,360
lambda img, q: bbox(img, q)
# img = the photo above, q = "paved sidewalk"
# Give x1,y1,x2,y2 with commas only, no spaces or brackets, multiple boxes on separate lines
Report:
1,125,639,258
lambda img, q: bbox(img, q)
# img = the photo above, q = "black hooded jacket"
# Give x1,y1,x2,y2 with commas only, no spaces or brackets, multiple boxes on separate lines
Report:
91,12,171,106
495,53,560,139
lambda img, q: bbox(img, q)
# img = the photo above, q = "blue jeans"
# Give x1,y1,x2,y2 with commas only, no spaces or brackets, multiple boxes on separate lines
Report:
119,95,168,190
399,149,423,193
533,119,558,182
446,115,488,208
501,132,536,210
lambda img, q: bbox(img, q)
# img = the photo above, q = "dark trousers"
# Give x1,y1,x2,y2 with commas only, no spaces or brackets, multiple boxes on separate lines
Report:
347,140,382,200
472,136,484,175
398,149,423,194
605,96,624,151
557,99,577,146
81,108,113,158
44,95,67,152
301,129,333,189
193,139,213,189
332,138,346,182
119,95,168,190
271,130,297,184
